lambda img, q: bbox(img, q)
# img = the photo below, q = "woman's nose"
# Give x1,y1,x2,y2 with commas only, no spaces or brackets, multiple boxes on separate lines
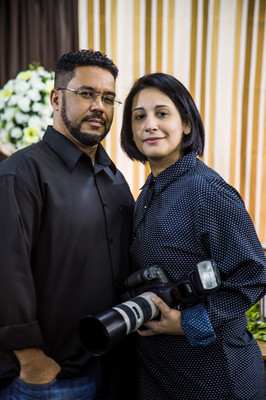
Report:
144,116,158,132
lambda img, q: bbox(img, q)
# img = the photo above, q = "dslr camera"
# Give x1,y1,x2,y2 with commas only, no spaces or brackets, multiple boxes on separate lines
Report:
79,260,221,355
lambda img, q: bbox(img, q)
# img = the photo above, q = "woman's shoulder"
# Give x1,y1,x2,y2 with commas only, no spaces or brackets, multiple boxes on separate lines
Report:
192,159,245,207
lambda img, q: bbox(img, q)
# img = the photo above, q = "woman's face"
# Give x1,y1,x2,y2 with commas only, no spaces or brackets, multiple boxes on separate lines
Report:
131,88,190,173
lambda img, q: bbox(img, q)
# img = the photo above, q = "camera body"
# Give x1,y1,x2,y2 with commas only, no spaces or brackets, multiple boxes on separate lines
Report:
79,260,221,356
123,260,220,307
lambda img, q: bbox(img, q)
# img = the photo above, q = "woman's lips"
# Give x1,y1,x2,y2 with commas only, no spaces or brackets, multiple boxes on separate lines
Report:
144,137,164,144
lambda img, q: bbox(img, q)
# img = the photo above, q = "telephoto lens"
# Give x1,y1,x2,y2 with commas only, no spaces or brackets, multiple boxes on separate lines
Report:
79,291,159,356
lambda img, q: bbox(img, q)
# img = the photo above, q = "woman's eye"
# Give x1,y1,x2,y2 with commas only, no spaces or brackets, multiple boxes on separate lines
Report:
134,114,145,120
157,111,168,117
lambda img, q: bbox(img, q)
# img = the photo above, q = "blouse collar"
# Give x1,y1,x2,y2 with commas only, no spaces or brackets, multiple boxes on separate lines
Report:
143,152,198,196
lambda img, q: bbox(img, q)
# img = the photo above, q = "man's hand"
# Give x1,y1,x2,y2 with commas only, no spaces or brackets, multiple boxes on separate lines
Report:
137,295,185,336
14,348,61,384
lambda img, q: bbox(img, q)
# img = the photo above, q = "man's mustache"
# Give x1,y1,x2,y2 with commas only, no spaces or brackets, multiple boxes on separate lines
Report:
82,113,106,125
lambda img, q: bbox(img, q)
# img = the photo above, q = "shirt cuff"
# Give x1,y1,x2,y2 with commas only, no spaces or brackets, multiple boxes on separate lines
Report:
0,321,43,351
181,303,216,346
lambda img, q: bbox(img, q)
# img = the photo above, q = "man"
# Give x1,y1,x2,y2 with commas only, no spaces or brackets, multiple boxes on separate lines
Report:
0,49,134,399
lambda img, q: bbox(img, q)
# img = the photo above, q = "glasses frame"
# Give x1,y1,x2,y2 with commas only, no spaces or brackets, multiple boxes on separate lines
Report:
57,87,122,107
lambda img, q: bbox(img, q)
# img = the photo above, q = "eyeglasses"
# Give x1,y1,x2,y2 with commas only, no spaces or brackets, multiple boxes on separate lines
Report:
57,87,122,107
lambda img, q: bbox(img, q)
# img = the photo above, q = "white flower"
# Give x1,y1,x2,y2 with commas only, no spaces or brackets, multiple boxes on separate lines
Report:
0,98,5,110
27,89,41,102
32,102,43,113
28,115,41,130
10,127,23,139
0,64,54,155
30,76,46,91
17,96,31,113
8,94,19,106
22,126,39,145
17,70,33,81
41,104,53,116
2,106,17,121
5,121,15,132
0,141,16,156
14,80,30,94
15,111,30,124
44,94,51,106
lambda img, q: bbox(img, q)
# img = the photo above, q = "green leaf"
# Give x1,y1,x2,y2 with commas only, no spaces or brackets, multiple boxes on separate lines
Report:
246,302,266,342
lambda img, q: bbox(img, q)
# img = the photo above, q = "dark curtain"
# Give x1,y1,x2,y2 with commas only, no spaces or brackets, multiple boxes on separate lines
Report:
0,0,79,87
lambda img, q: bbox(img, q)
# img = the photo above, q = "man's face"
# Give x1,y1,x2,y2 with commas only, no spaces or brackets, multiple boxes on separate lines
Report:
58,66,116,147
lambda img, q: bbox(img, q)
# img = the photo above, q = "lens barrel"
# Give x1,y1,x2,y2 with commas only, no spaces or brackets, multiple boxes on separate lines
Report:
79,292,158,355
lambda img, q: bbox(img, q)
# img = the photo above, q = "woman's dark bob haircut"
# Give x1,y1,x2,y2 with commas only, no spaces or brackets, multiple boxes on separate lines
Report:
120,73,205,163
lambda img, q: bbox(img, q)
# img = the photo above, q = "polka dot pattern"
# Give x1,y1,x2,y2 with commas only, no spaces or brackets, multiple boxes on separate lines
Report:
130,152,266,400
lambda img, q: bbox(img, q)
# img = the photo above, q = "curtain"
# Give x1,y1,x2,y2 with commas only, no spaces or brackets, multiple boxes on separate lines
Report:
79,0,266,243
0,0,79,87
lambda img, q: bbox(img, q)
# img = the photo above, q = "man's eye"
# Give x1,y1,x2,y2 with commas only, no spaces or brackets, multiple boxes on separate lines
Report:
102,96,115,105
79,91,94,98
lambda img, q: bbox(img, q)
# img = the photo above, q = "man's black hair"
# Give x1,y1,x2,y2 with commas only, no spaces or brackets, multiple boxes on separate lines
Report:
54,49,118,88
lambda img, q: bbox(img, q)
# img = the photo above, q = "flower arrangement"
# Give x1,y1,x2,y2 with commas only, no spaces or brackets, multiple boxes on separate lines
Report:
0,64,54,156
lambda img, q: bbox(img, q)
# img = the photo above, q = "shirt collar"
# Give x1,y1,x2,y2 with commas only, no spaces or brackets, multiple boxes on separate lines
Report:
43,126,117,174
143,152,198,195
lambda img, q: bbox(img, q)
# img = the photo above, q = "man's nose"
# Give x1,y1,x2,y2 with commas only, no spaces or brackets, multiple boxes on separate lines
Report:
90,95,104,110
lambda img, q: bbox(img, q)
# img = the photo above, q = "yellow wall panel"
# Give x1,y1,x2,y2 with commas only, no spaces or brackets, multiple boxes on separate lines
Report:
79,0,266,242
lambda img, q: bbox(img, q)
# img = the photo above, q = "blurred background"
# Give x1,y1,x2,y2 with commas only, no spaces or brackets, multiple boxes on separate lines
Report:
0,0,265,244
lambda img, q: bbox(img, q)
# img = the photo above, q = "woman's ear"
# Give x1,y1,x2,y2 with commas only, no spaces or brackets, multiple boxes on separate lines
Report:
184,123,191,135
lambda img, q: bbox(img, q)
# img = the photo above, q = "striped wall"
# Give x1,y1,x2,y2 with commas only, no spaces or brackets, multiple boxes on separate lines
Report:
78,0,266,243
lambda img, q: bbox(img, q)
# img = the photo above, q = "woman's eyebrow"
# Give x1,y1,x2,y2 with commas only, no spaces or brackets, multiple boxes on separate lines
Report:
132,106,145,112
133,104,171,112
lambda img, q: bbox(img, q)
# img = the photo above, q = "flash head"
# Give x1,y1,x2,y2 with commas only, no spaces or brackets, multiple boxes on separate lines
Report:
193,260,221,295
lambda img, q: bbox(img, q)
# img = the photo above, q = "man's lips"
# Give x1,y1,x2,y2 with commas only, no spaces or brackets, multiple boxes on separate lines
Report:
83,117,105,126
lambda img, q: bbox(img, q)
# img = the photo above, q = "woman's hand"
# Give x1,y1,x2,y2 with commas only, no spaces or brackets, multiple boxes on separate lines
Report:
137,295,184,336
14,348,61,384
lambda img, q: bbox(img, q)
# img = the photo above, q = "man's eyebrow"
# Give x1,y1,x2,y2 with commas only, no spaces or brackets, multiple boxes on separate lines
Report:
78,86,116,96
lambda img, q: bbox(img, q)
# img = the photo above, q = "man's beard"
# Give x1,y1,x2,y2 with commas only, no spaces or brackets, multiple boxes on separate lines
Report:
61,96,109,146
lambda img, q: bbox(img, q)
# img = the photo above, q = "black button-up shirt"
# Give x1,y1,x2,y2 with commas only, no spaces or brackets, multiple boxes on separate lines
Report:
0,126,134,383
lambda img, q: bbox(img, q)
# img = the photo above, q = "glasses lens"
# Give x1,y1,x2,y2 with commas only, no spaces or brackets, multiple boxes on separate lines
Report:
102,95,115,106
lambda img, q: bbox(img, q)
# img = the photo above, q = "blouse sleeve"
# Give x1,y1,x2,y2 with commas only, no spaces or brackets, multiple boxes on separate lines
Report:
181,180,266,346
0,174,44,350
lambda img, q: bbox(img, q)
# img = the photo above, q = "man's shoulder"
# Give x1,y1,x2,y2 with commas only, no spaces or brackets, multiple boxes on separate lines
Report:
0,141,47,177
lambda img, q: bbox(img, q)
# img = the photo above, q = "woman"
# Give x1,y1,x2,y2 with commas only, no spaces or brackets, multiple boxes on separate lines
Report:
120,73,266,400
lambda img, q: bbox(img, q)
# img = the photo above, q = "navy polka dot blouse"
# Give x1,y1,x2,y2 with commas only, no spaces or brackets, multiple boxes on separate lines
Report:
130,152,266,400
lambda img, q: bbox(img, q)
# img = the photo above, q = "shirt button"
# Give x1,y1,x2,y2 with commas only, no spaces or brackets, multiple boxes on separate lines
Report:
109,238,113,243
